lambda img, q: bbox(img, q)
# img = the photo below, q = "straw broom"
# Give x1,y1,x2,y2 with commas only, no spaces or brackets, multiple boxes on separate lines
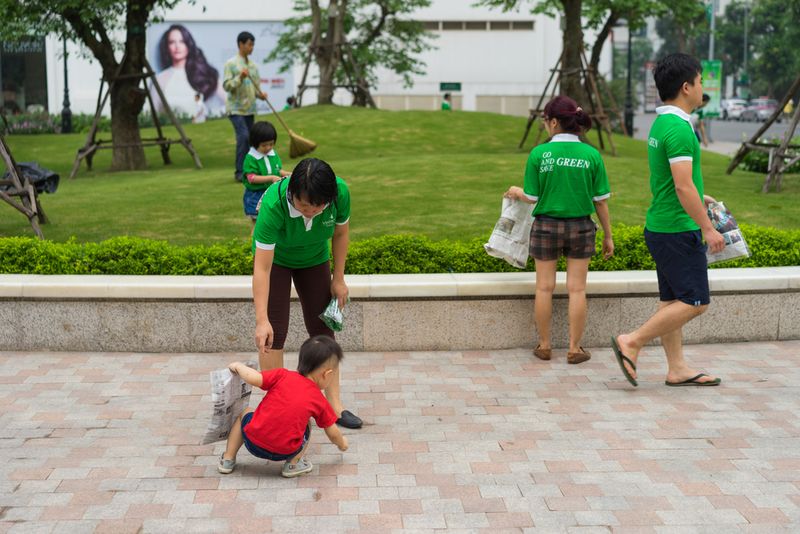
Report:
262,96,317,159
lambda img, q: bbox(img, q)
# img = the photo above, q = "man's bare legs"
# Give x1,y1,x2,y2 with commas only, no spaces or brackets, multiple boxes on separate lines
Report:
614,300,719,383
259,348,345,417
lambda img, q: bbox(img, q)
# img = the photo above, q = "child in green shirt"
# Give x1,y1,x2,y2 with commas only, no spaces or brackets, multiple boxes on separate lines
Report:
243,121,291,226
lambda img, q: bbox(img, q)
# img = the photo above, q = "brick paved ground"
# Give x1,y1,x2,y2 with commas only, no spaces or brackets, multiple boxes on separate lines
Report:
1,341,799,533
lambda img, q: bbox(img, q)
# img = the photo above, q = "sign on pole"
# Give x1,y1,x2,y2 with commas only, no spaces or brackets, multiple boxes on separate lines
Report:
701,60,723,118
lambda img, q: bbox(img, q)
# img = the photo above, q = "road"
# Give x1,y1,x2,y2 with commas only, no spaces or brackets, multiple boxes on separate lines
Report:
633,113,792,143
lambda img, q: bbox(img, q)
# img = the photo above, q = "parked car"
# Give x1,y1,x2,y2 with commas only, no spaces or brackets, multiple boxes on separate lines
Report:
741,98,780,122
721,98,747,120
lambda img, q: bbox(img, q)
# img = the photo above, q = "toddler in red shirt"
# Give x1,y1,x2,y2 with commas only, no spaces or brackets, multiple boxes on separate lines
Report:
218,335,349,477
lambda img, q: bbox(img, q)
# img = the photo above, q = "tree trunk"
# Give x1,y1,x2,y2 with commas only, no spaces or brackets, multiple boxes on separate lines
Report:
311,0,348,105
590,14,617,78
109,77,147,171
560,0,585,104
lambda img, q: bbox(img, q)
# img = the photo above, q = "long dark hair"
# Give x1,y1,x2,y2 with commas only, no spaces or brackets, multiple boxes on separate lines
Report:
157,24,219,101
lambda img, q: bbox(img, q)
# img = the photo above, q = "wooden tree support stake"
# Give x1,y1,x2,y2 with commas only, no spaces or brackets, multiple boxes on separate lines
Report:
727,75,800,193
69,58,202,179
518,51,621,156
0,135,46,239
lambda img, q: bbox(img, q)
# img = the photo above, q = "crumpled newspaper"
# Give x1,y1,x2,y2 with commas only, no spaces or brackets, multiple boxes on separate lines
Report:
201,360,257,445
319,298,345,332
484,196,534,269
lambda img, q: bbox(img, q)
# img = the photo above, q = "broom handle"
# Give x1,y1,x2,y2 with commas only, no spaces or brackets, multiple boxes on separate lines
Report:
263,95,293,135
245,69,293,134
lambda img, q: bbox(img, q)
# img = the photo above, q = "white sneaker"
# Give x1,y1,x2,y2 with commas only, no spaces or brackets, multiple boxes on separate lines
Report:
218,456,236,474
281,457,313,478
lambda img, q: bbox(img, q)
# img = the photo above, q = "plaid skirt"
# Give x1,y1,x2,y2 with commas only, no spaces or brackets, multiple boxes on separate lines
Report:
529,215,597,261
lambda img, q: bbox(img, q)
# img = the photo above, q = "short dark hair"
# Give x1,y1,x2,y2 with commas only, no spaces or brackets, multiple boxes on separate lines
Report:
288,158,338,206
702,93,711,102
249,121,277,148
297,335,343,376
237,31,255,45
653,53,702,102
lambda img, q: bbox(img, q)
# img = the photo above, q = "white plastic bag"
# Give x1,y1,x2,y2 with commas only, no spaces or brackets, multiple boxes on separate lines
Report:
201,361,256,445
484,197,534,269
705,201,751,265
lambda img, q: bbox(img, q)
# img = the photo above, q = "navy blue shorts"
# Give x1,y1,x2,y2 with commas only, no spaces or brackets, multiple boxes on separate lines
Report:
644,229,710,306
243,188,266,219
241,412,309,461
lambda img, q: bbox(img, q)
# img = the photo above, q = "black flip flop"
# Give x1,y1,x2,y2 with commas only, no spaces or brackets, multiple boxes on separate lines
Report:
665,373,721,387
611,336,638,387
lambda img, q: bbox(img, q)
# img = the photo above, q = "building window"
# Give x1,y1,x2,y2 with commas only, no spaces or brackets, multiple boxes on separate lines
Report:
1,38,49,115
511,21,535,30
465,21,487,30
441,21,464,30
423,21,535,31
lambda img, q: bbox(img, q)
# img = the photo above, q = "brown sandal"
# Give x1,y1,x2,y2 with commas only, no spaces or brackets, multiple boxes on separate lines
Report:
567,347,591,364
533,345,552,361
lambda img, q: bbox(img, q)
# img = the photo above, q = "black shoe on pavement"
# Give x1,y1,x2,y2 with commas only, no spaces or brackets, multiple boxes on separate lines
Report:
336,410,363,429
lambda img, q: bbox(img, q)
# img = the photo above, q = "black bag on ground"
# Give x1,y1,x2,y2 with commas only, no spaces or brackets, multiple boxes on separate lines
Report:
1,162,60,194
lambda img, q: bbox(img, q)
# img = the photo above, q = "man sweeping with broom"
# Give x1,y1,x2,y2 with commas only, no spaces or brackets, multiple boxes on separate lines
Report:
223,31,267,183
224,31,316,183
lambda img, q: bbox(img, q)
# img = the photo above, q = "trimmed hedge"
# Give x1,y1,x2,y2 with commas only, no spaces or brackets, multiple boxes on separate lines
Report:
1,224,798,275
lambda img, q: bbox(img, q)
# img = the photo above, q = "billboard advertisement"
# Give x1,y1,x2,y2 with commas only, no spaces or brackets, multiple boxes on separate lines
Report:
146,21,293,119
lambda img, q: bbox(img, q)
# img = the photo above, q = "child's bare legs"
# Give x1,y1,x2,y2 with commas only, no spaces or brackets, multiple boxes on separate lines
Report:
533,259,558,349
223,407,254,462
286,433,311,466
260,348,345,417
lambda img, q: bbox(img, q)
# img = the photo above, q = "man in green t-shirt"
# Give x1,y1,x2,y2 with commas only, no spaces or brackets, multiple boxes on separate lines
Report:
251,158,362,430
611,53,725,388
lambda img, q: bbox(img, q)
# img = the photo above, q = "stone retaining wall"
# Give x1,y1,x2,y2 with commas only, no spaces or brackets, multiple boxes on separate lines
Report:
1,268,798,352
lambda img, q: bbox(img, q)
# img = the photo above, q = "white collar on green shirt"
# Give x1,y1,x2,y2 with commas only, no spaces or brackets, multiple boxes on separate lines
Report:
286,195,329,231
550,133,581,143
246,148,276,160
656,105,692,124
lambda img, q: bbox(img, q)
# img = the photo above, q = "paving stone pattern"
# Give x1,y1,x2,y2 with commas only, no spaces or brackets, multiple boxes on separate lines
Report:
1,341,799,533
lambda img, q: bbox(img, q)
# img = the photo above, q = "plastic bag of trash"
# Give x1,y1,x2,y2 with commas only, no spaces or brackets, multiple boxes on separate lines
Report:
319,298,345,332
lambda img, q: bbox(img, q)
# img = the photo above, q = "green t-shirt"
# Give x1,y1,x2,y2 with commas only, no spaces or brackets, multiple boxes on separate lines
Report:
645,106,704,233
523,134,611,218
441,101,451,111
243,148,282,191
253,177,351,269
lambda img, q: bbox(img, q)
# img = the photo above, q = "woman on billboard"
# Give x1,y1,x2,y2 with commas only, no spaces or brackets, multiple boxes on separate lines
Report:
151,24,226,118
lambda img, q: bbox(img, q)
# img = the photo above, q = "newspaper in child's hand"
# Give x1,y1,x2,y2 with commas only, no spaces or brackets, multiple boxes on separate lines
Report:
201,361,256,445
319,298,344,332
706,201,751,265
484,196,534,269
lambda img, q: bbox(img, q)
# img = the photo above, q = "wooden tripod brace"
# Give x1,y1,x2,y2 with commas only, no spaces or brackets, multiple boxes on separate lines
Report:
727,75,800,193
69,57,202,179
0,135,47,239
518,51,621,155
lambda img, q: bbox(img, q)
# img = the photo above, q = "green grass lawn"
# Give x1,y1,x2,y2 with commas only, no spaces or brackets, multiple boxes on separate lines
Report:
2,105,798,245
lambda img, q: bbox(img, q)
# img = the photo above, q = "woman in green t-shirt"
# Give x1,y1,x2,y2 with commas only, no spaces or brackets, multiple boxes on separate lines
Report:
251,158,361,429
506,96,614,365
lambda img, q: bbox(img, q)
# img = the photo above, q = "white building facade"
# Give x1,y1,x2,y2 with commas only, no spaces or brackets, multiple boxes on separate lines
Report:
28,0,611,118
